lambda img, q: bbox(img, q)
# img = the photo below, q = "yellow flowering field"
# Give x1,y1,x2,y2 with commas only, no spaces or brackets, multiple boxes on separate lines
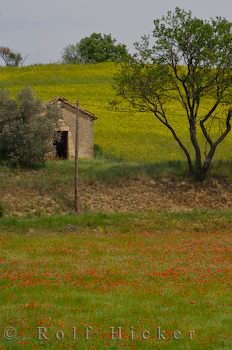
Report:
0,63,232,164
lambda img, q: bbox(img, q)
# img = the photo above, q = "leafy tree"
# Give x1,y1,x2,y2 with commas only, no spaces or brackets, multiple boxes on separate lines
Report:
62,43,80,64
0,47,23,66
114,8,232,181
0,88,60,167
62,33,130,63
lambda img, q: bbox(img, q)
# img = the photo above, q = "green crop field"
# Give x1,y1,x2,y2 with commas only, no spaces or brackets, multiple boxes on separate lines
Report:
1,63,232,165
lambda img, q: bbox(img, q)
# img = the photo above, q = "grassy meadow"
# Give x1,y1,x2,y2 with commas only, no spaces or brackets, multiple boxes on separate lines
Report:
0,64,232,350
1,63,232,165
0,212,232,349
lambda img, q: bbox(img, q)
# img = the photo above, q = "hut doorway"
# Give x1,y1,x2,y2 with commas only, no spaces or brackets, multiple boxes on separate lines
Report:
54,131,68,159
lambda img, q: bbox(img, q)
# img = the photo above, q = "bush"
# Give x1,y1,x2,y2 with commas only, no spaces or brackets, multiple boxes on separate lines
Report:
0,88,60,167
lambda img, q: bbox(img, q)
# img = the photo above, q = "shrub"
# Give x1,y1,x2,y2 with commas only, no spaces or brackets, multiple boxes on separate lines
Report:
0,88,60,167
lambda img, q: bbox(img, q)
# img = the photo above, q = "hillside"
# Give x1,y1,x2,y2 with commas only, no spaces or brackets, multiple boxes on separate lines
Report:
1,63,232,164
0,160,232,217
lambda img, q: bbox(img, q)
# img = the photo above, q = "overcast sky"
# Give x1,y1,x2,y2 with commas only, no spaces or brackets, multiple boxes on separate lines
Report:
0,0,231,64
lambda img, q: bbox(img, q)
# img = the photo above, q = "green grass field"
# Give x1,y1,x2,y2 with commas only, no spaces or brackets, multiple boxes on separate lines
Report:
0,64,232,350
0,212,232,349
1,63,232,165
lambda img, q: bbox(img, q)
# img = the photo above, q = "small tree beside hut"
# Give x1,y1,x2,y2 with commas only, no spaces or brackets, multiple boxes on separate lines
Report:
0,88,60,167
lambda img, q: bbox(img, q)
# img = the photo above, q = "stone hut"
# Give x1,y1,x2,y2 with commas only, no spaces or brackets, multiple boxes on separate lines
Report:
48,97,97,160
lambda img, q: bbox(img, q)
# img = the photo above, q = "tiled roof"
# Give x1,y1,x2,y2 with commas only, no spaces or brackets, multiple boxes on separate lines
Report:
48,97,97,120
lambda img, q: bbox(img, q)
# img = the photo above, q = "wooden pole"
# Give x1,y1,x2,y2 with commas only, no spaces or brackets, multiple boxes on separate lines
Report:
74,101,79,214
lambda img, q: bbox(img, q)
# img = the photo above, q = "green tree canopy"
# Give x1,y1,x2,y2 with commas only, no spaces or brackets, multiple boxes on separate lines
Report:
114,8,232,181
0,88,60,167
62,33,130,63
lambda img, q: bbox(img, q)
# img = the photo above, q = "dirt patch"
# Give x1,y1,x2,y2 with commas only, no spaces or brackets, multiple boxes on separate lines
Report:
80,176,232,212
1,175,232,216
